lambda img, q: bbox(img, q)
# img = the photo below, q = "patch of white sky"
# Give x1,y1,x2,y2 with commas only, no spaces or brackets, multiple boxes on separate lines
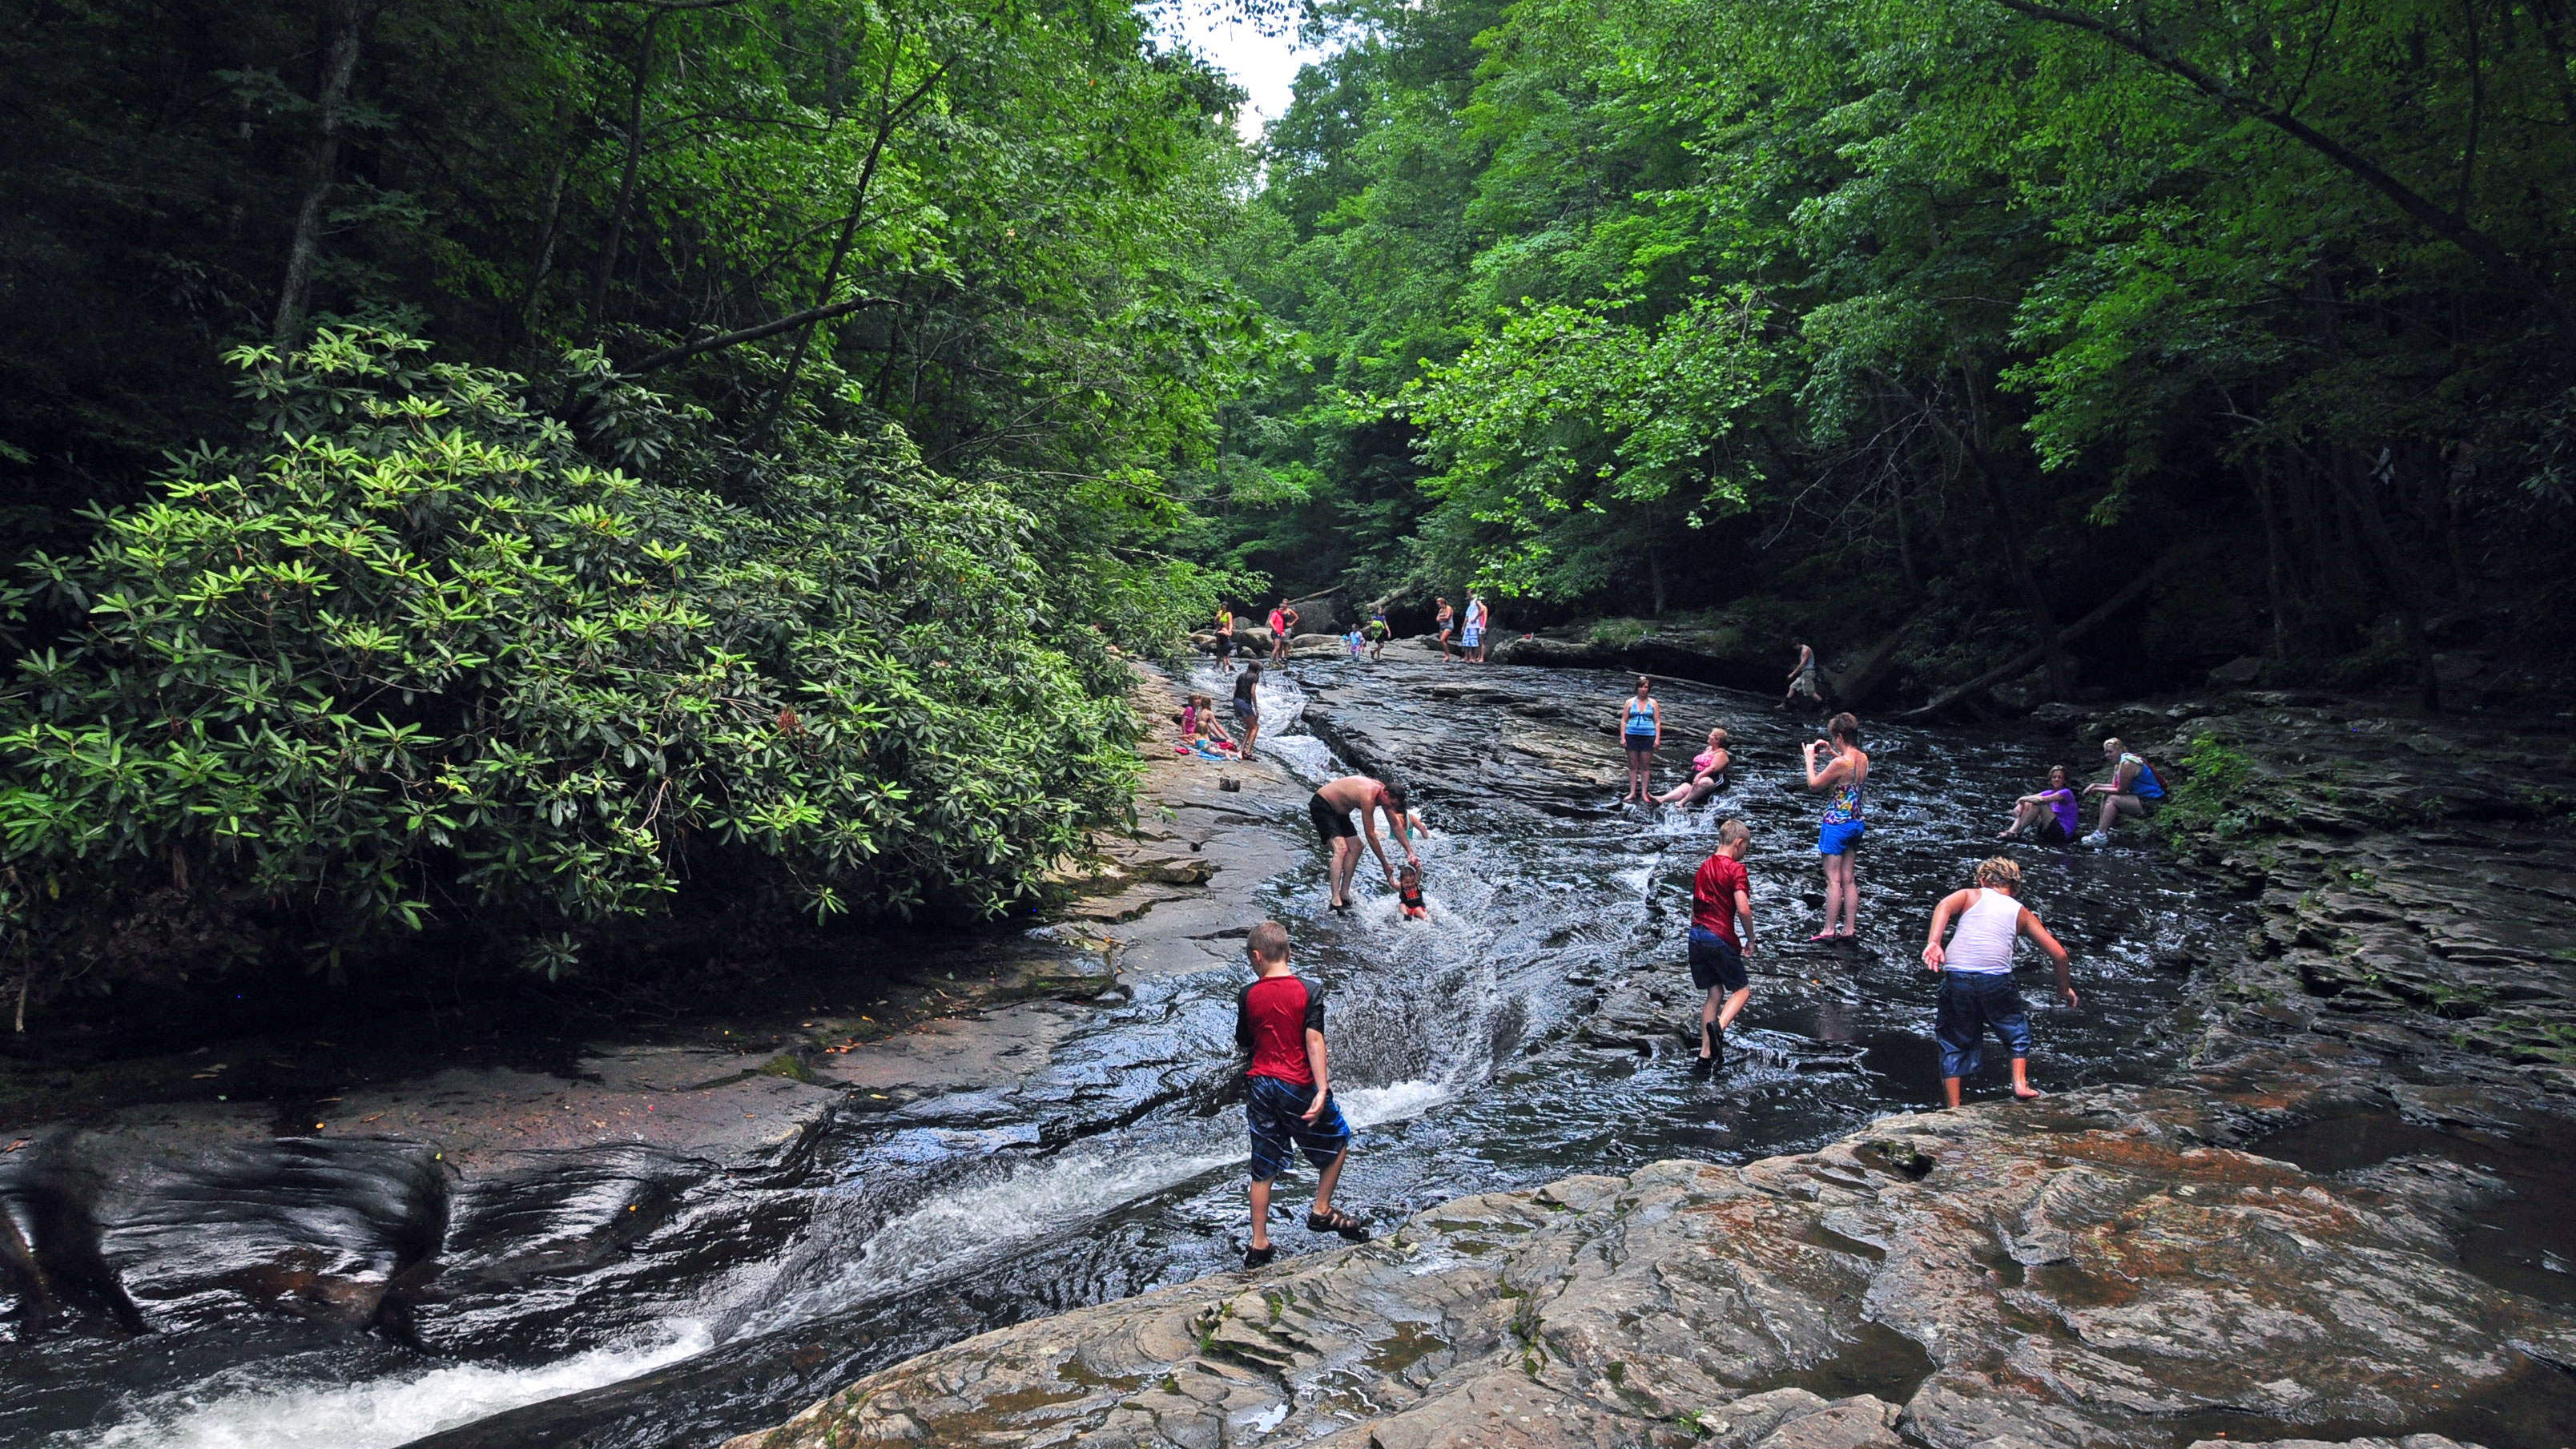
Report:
1148,2,1338,144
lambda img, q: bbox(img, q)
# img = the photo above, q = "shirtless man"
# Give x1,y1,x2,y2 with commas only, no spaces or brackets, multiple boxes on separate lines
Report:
1308,775,1419,911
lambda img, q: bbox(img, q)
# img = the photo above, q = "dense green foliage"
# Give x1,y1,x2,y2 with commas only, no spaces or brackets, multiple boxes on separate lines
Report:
0,0,1266,1004
2,332,1141,984
1210,0,2576,699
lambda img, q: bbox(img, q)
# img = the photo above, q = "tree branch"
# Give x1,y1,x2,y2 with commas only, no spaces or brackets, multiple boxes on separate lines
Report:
627,294,897,372
1990,0,2570,336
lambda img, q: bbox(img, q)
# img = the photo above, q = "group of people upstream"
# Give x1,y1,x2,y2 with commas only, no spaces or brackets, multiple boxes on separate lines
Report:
1215,624,2166,1270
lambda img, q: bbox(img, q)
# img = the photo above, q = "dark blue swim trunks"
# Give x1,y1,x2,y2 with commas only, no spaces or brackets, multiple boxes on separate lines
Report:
1688,927,1748,992
1246,1073,1351,1182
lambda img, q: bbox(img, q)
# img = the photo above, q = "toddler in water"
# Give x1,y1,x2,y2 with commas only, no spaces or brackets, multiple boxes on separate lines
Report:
1346,628,1365,658
1396,862,1428,920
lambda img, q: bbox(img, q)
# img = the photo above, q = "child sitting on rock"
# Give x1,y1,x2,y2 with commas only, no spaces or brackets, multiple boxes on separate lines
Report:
1179,694,1235,755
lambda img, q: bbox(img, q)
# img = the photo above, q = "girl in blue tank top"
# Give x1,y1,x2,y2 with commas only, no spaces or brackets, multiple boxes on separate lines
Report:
1620,676,1661,804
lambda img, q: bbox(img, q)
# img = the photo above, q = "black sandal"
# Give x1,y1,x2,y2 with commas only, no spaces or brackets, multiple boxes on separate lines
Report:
1306,1206,1371,1242
1244,1243,1278,1269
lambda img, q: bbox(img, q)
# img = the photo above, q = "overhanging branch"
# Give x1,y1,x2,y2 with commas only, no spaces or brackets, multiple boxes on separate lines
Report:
627,295,896,372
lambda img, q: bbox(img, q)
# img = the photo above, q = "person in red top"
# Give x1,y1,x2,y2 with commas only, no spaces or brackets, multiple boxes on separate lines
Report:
1235,920,1368,1268
1687,819,1759,1077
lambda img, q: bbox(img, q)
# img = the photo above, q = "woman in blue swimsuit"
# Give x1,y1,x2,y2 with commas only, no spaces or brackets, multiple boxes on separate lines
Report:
2080,736,2166,846
1801,711,1870,941
1619,676,1662,803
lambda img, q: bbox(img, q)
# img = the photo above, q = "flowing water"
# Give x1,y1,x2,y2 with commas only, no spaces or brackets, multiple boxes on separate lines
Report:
5,656,2237,1448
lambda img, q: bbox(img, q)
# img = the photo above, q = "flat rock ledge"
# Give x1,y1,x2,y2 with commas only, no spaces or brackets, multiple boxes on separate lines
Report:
722,1087,2566,1449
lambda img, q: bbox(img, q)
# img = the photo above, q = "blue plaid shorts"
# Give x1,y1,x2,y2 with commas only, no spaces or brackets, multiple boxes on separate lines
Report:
1246,1074,1350,1181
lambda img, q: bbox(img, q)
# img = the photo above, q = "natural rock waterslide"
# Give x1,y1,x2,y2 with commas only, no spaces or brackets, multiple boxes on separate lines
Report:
4,650,2570,1447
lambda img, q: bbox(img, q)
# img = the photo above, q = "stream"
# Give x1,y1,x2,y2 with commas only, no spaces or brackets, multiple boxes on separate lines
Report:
6,656,2238,1448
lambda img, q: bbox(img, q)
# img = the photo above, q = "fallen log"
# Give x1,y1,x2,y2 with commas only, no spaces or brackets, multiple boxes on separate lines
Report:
1825,611,1926,708
1902,560,2179,718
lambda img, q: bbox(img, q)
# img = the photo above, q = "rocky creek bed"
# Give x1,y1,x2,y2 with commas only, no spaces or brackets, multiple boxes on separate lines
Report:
4,653,2573,1449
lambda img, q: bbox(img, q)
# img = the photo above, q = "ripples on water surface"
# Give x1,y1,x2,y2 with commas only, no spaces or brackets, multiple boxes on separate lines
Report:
20,657,2235,1449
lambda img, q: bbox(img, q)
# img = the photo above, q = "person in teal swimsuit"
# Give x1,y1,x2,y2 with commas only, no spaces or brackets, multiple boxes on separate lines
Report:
1620,675,1662,803
1801,712,1870,941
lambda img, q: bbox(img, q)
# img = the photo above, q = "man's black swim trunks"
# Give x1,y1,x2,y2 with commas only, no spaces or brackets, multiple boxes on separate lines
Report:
1309,792,1359,841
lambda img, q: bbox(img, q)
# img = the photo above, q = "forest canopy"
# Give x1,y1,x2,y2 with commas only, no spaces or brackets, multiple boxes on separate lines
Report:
1206,0,2576,704
0,0,1262,1004
5,0,2574,1012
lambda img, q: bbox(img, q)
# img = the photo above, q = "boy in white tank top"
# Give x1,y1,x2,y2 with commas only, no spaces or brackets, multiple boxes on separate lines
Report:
1921,857,2077,1108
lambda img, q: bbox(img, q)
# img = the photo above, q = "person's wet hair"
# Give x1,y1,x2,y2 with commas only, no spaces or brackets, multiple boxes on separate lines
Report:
1383,783,1411,814
1247,920,1291,964
1827,711,1861,743
1975,856,2023,888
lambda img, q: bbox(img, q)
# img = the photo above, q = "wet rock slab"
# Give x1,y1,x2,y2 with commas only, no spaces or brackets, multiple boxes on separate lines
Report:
722,1089,2575,1449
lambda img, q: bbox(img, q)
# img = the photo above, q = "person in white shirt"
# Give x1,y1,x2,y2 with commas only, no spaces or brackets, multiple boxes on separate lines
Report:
1920,856,2076,1108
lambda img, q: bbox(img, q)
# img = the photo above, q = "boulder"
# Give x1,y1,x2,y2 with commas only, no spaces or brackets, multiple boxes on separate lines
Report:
721,1090,2570,1449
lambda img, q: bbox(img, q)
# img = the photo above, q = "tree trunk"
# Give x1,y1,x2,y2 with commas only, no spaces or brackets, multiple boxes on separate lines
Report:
587,9,663,340
517,139,574,343
1962,444,2074,701
271,0,380,345
2245,454,2292,658
1904,557,2188,718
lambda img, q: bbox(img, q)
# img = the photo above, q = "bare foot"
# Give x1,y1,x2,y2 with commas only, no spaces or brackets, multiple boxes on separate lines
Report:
2013,1085,2043,1100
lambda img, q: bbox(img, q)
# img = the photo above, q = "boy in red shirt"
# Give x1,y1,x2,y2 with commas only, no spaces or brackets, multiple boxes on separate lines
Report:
1688,819,1758,1077
1236,920,1369,1267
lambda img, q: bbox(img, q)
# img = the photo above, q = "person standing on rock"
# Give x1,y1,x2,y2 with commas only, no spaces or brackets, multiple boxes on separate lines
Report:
1687,819,1759,1077
1308,775,1418,911
1620,675,1663,804
1459,594,1485,663
1214,604,1238,673
1237,920,1369,1268
1472,598,1495,662
1801,712,1869,942
2079,737,2167,846
1269,600,1298,665
1781,641,1823,710
1921,856,2076,1107
1435,598,1456,660
1365,607,1391,662
1652,727,1732,806
1233,663,1264,759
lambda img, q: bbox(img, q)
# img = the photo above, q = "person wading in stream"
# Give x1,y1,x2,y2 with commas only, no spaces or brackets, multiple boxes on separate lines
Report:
1781,641,1823,710
2079,736,2167,847
1269,600,1298,665
1238,920,1369,1266
1620,675,1662,804
1310,775,1418,910
1801,712,1870,942
1686,819,1759,1077
1921,856,2076,1107
1233,663,1263,759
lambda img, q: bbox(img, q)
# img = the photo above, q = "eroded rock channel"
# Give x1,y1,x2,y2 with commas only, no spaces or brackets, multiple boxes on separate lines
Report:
6,651,2570,1448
